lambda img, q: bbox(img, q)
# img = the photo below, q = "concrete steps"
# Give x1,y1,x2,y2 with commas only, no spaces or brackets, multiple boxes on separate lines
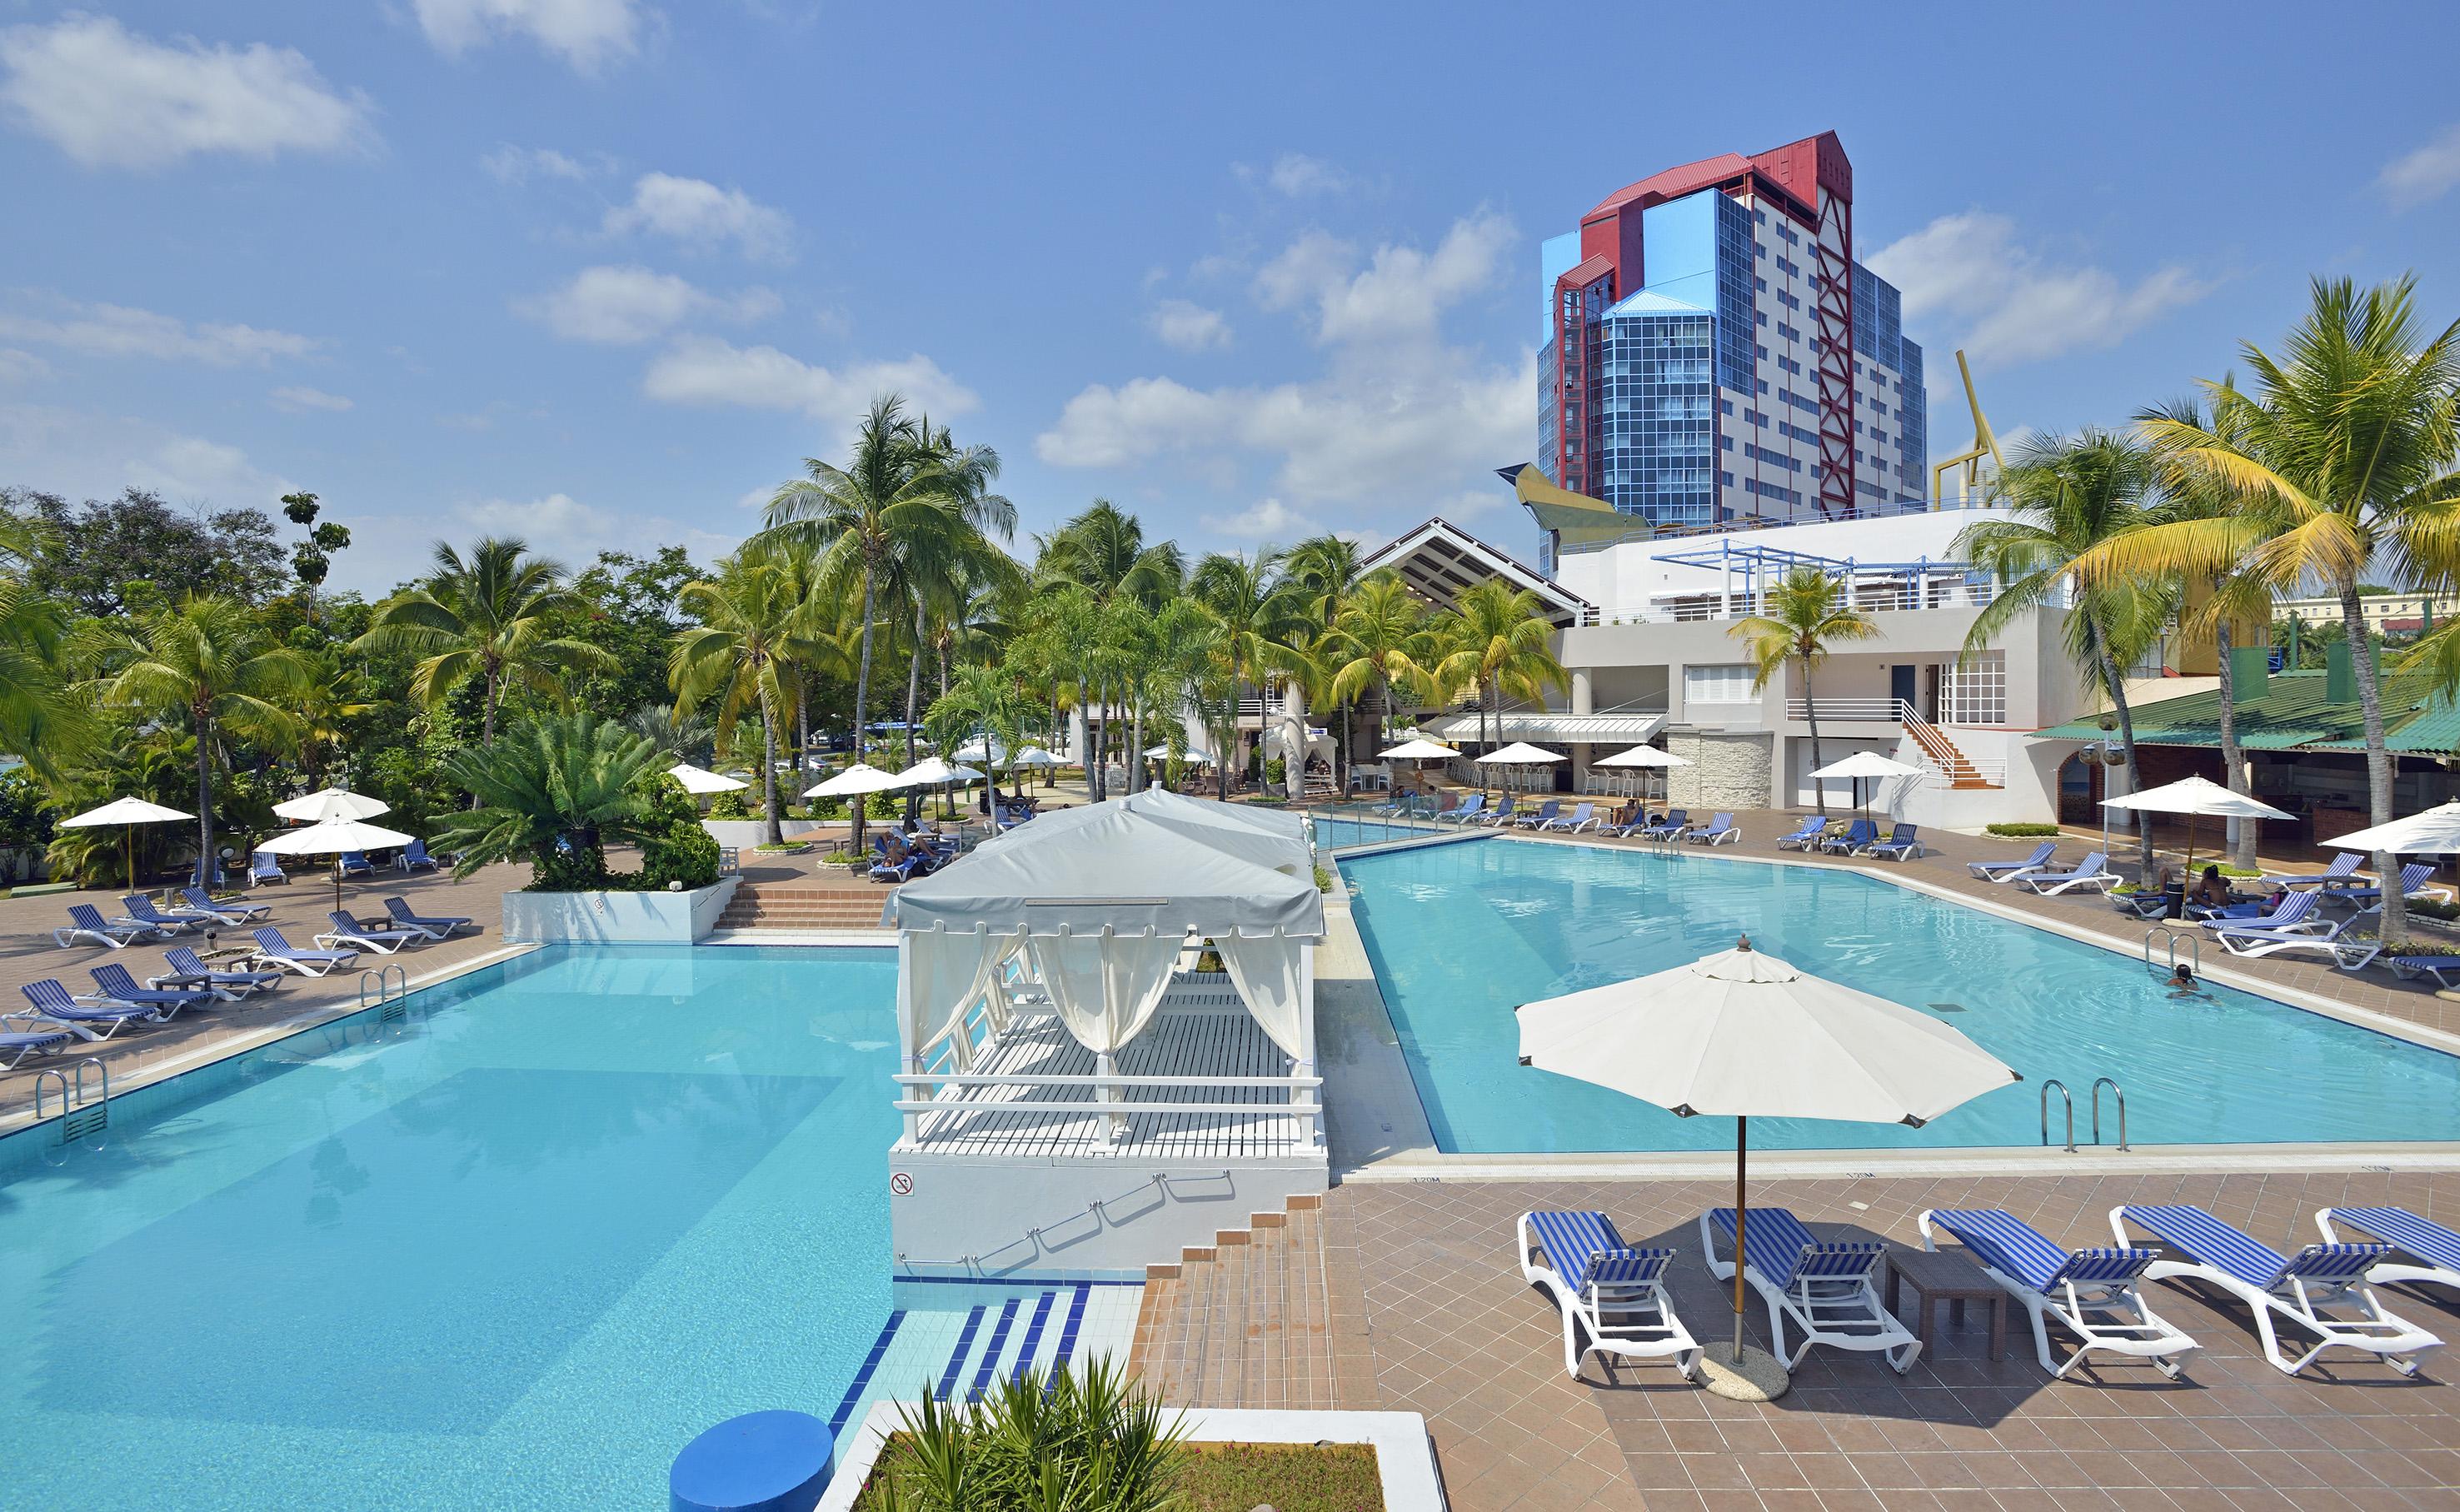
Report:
715,883,890,931
1130,1193,1337,1408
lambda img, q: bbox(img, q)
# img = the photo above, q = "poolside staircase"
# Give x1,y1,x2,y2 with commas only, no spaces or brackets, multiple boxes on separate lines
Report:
1130,1194,1346,1409
711,882,891,933
1904,708,1999,789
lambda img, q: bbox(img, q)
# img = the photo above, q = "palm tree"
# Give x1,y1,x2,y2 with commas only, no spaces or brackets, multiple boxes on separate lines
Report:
84,594,310,885
2083,277,2460,942
432,711,668,884
1188,548,1301,801
1957,429,2169,872
1286,534,1367,789
1038,501,1184,797
288,646,370,790
759,395,973,783
1729,569,1881,816
1326,574,1443,748
1433,579,1570,791
354,536,615,745
670,555,826,846
0,513,88,778
926,661,1033,820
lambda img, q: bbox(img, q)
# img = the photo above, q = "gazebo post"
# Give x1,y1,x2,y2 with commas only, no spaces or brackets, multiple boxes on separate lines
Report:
1732,1115,1749,1365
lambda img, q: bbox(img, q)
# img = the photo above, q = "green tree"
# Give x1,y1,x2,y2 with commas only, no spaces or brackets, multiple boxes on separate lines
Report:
1957,429,2168,871
926,661,1036,820
670,554,828,846
1325,573,1443,748
3,486,284,614
1728,568,1882,816
1433,578,1570,791
431,712,669,886
1188,548,1302,801
354,536,617,745
83,594,310,885
1286,533,1367,788
1036,501,1185,798
0,512,87,778
280,491,352,629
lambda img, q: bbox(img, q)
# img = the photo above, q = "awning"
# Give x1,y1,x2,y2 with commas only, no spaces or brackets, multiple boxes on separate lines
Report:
1358,516,1592,628
1425,711,1668,746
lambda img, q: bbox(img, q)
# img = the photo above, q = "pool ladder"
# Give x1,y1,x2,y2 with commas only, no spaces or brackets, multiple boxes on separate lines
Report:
359,965,408,1021
31,1055,109,1147
2142,926,2201,978
2039,1076,2129,1152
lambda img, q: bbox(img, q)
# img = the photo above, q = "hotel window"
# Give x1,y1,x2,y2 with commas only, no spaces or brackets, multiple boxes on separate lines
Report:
1684,663,1760,705
1939,651,2007,726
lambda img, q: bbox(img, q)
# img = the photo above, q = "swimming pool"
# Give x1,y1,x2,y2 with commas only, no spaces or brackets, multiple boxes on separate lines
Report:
0,945,902,1510
1311,811,1450,851
1342,839,2460,1152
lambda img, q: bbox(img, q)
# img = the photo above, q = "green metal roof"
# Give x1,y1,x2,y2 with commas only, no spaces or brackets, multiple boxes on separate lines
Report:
2032,669,2460,756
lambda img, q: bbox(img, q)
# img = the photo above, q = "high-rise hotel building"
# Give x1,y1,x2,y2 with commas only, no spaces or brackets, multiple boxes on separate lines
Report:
1537,132,1926,546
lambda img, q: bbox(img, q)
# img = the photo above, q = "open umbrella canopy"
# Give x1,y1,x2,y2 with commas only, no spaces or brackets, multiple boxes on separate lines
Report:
1145,743,1213,762
1009,746,1060,768
1809,751,1924,781
254,817,417,856
806,763,909,798
273,786,393,822
1378,739,1458,760
1516,939,2018,1125
57,797,192,827
1594,744,1691,769
666,763,749,796
2330,801,2460,856
2099,774,2288,821
1475,741,1564,765
897,757,984,786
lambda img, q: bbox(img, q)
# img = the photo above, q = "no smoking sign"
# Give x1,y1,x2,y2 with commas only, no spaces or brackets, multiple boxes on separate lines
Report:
889,1171,914,1196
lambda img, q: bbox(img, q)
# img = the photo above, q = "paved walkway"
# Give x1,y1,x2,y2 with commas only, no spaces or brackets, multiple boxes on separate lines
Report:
1135,1174,2460,1511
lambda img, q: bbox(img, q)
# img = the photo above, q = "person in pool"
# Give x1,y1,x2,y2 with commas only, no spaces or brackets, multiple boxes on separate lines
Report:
2166,962,2208,998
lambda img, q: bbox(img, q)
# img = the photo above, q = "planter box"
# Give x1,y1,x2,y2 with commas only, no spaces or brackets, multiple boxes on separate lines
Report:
701,820,776,852
501,876,739,945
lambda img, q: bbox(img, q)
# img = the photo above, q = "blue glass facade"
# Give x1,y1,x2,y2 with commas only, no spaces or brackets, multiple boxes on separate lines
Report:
1594,310,1716,528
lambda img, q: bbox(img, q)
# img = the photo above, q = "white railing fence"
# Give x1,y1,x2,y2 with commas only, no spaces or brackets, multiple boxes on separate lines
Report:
1784,696,1915,722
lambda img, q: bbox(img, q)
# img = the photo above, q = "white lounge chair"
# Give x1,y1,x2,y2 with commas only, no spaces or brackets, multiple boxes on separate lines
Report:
1518,1210,1700,1380
2317,1207,2460,1295
2022,851,2117,896
1969,841,2057,883
1919,1208,2197,1380
1699,1208,1920,1373
2113,1203,2441,1376
2208,910,2380,968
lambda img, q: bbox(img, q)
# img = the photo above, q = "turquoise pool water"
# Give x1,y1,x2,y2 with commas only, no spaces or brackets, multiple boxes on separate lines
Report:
1311,813,1449,851
0,945,901,1510
1342,840,2460,1152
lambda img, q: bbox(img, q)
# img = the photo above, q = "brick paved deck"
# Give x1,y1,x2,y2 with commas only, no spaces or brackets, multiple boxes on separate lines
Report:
1135,1175,2460,1510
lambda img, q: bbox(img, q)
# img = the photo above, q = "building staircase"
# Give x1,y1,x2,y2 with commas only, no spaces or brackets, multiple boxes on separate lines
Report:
712,881,891,932
1904,709,1999,789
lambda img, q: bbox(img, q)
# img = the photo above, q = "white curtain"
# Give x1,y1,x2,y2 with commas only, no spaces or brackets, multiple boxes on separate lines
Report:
1029,926,1183,1055
1215,930,1306,1059
904,926,1014,1065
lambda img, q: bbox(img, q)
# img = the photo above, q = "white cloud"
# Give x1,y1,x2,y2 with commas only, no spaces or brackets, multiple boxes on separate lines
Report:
482,143,595,183
1040,214,1529,519
1266,152,1348,197
412,0,649,72
1201,497,1315,540
515,265,779,344
1149,299,1231,352
444,490,741,566
1869,212,2209,367
642,337,976,442
604,172,792,262
270,385,352,413
0,349,46,385
2380,124,2460,208
0,14,374,169
0,296,319,367
0,404,297,506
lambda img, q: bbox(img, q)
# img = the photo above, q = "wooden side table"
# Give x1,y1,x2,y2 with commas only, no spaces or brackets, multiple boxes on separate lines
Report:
1887,1246,2006,1362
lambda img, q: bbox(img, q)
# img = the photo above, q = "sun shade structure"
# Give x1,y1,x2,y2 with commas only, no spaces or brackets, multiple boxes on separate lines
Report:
58,796,193,891
1516,937,2018,1398
896,757,985,786
666,763,749,796
1810,751,1924,824
2328,801,2460,856
1594,744,1691,768
1009,746,1060,768
1145,743,1213,762
255,816,420,910
806,762,909,798
1378,739,1459,761
2102,775,2292,883
1475,741,1565,764
274,786,393,822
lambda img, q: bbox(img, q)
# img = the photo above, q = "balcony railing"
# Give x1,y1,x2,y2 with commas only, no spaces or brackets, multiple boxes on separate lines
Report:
1784,697,1915,723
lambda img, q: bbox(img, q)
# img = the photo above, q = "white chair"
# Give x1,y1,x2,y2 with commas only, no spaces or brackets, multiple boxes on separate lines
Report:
1699,1208,1921,1373
1919,1208,2197,1379
1519,1210,1700,1380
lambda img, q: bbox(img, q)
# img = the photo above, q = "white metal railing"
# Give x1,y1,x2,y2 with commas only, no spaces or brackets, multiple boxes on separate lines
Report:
892,1070,1323,1145
1588,576,1998,628
1914,753,2008,787
1784,696,1914,722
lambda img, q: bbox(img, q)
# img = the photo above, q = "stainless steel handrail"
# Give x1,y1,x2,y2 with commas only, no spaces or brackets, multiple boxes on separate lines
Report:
2040,1078,2073,1151
2092,1077,2129,1151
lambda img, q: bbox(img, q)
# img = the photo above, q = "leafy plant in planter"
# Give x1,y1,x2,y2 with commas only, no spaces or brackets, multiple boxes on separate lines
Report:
634,771,721,891
856,1358,1183,1512
432,711,669,890
1985,822,2061,837
706,788,752,821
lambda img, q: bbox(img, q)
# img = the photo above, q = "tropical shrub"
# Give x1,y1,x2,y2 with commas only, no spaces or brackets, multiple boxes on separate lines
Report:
633,774,721,891
706,788,751,820
855,1359,1183,1512
1984,822,2061,837
432,711,668,889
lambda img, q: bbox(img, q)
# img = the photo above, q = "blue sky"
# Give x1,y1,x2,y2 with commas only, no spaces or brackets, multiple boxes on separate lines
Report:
4,1,2460,594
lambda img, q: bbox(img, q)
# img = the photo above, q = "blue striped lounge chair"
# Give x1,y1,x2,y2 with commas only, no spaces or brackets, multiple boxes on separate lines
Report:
1699,1208,1920,1373
1774,816,1828,851
1919,1209,2196,1379
1819,819,1879,856
1517,1210,1699,1380
396,838,444,874
1969,841,2057,884
1541,802,1598,833
1513,800,1561,830
1683,813,1739,846
18,979,162,1037
248,851,287,888
2385,956,2460,991
2263,852,2363,891
0,1011,76,1067
1437,795,1485,826
2339,863,2453,914
1636,809,1689,842
2210,910,2380,968
179,886,270,923
2022,852,2116,896
386,897,476,939
337,851,376,880
2112,1204,2442,1376
1866,824,1921,861
117,894,201,935
247,927,360,977
1475,796,1517,827
89,962,215,1016
152,946,283,1000
319,911,425,955
2196,890,2317,931
2317,1207,2460,1295
52,902,167,950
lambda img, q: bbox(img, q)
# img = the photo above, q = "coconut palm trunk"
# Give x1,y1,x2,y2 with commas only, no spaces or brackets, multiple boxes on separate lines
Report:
193,706,215,887
2338,584,2407,943
904,611,924,826
2215,616,2256,871
2091,625,2155,876
1800,656,1826,816
851,565,877,854
757,686,783,846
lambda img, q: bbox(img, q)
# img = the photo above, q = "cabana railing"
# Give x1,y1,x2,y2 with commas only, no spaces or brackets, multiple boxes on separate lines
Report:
891,1070,1324,1147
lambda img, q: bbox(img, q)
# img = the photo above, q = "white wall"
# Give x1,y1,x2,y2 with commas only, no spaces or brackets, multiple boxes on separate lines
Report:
1552,508,1985,623
887,1156,1328,1279
501,876,739,944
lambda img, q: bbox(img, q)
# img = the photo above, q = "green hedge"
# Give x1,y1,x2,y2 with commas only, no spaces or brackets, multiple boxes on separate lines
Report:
1984,822,2061,837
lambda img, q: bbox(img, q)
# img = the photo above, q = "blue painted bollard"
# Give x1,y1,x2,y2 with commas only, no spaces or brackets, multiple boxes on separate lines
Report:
670,1410,835,1512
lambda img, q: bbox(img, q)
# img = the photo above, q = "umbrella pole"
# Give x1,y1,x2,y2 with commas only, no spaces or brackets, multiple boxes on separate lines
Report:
1733,1115,1748,1363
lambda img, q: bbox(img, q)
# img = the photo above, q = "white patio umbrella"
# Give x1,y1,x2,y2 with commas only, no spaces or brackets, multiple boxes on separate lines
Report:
1378,738,1458,760
895,757,984,821
57,796,192,891
1475,741,1564,765
666,762,749,796
1516,937,2019,1400
274,786,392,823
1010,746,1060,768
805,763,910,799
2328,801,2460,856
1809,751,1924,826
1145,743,1213,763
2101,775,2290,888
255,816,419,911
1594,744,1690,769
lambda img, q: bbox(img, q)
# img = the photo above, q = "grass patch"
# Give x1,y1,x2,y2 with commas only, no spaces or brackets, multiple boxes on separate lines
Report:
1175,1441,1384,1510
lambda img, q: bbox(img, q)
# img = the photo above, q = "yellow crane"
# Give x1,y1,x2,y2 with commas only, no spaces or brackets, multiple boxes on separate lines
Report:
1929,349,2005,507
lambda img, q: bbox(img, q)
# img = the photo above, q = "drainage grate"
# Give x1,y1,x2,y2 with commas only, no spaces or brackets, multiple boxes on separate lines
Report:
1926,1001,1966,1013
